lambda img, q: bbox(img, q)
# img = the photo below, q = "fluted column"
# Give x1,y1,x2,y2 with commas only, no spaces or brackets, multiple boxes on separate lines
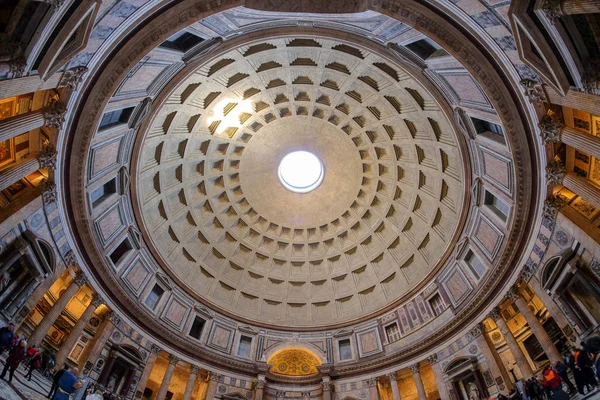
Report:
428,354,449,400
29,273,84,346
410,364,427,400
488,308,534,379
55,293,102,367
510,288,562,363
387,372,401,400
206,372,222,400
539,116,600,160
136,345,160,395
183,365,200,400
156,354,179,400
562,173,600,210
0,155,41,192
0,111,45,141
470,324,513,394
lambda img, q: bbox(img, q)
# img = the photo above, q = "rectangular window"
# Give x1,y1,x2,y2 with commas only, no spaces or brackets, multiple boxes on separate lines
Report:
464,250,486,279
484,190,509,222
405,39,438,59
159,32,204,52
338,339,352,361
109,239,132,266
99,107,134,130
237,335,252,358
385,323,401,343
188,316,205,340
90,178,117,208
144,284,165,310
428,293,445,317
471,117,505,143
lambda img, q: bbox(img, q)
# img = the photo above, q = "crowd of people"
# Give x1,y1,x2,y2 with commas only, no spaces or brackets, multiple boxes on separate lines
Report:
495,339,600,400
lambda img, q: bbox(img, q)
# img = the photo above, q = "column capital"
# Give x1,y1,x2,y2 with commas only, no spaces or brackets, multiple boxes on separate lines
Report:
63,250,77,267
386,372,398,382
9,55,26,77
520,79,547,103
107,311,120,325
321,382,333,392
90,293,103,308
255,380,266,389
150,344,162,355
43,102,67,130
301,391,311,398
365,378,378,387
190,365,200,375
487,307,502,321
58,66,87,90
582,60,600,96
168,354,180,365
210,372,224,382
41,179,58,204
543,195,566,221
504,285,521,302
74,272,87,287
538,114,563,144
468,323,484,339
546,160,566,186
38,0,66,8
39,145,57,169
540,0,564,23
275,390,286,398
410,363,420,374
427,353,439,365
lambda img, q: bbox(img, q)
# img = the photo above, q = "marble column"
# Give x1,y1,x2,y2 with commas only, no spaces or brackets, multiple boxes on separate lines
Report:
0,155,41,192
136,344,161,396
77,311,118,370
183,365,200,400
0,111,45,142
206,372,223,400
322,378,332,400
55,293,102,367
156,354,179,400
488,308,534,379
528,278,579,343
563,173,600,210
29,273,85,346
255,380,266,400
410,364,427,400
387,372,401,400
470,323,513,394
511,288,562,363
428,354,449,400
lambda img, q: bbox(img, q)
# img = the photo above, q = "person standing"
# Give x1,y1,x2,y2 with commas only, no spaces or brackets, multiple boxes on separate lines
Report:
554,360,576,395
0,323,14,354
542,365,569,400
0,339,27,383
26,350,43,380
49,365,69,399
52,366,83,400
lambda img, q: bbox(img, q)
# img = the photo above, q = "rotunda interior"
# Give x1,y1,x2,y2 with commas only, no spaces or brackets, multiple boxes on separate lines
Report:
0,0,599,400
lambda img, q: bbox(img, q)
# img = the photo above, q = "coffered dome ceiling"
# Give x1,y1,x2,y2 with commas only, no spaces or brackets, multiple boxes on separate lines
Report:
134,37,466,327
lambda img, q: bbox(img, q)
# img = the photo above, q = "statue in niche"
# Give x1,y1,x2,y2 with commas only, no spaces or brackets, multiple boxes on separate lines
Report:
107,373,117,391
468,382,480,400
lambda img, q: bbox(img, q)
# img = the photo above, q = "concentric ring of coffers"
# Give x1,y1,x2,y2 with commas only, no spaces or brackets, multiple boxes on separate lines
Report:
134,36,467,327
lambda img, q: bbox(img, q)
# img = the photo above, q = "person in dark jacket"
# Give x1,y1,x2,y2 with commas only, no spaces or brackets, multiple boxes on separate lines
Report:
0,323,14,354
26,351,43,381
554,360,576,394
577,346,598,393
48,365,69,399
0,339,27,383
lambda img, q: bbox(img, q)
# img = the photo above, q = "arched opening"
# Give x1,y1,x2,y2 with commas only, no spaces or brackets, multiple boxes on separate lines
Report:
444,357,488,400
267,347,322,376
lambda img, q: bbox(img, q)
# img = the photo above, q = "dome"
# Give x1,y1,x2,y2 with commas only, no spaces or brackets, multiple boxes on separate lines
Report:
133,37,466,328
